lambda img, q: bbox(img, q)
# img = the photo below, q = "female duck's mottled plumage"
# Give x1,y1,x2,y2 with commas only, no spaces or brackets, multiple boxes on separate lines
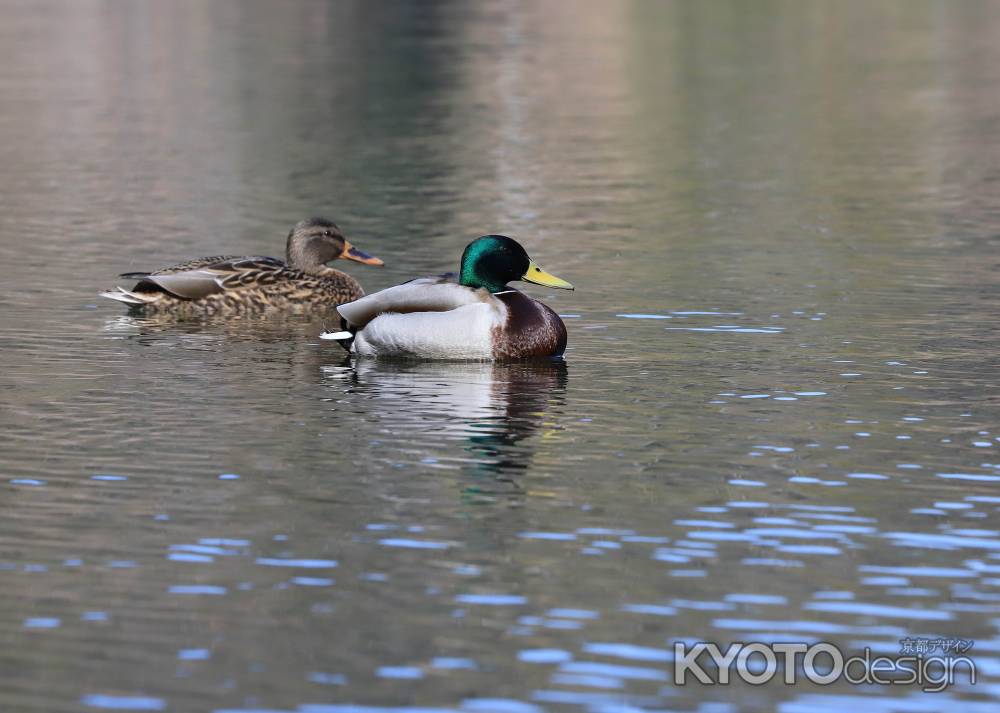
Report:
101,218,383,316
324,235,573,360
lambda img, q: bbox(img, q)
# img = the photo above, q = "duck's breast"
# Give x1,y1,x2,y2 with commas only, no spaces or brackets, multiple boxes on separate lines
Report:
492,291,567,359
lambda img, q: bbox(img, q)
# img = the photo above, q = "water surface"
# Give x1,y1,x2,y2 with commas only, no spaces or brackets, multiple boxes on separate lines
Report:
1,1,999,711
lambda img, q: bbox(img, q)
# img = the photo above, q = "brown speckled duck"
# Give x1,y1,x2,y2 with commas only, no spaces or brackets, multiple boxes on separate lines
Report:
101,218,383,317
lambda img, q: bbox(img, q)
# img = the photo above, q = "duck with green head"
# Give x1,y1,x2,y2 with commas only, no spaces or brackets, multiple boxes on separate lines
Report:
324,235,574,359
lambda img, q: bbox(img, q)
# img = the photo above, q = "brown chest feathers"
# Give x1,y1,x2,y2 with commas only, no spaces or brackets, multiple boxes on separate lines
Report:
491,291,567,359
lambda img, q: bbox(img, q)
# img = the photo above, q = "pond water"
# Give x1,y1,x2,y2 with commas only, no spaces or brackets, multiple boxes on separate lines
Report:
1,1,999,711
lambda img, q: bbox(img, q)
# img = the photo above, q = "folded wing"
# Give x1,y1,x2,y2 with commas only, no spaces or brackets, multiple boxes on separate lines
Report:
337,275,483,328
104,256,290,302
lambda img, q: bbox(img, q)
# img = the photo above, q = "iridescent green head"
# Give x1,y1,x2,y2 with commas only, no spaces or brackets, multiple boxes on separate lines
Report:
458,235,574,294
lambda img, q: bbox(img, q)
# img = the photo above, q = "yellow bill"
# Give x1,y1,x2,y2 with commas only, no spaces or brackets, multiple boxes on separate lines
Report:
521,261,574,290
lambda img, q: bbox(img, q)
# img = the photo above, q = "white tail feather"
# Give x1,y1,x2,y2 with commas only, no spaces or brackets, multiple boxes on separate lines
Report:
99,288,157,305
320,331,353,340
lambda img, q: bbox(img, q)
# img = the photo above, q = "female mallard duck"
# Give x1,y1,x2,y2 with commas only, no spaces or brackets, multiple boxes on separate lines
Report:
322,235,574,359
100,217,383,317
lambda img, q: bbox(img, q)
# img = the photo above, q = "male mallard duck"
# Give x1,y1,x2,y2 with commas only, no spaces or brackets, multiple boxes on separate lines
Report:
100,218,383,317
322,235,573,359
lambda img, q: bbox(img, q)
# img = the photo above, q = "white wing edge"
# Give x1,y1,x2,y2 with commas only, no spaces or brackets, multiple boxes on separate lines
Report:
337,281,485,328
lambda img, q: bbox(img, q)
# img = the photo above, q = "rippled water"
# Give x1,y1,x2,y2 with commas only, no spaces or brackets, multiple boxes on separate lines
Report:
2,1,1000,711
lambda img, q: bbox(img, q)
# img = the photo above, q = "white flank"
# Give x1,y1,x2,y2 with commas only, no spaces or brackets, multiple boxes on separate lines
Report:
353,302,504,359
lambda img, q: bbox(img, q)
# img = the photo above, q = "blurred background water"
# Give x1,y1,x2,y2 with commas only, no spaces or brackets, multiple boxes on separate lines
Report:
1,1,999,711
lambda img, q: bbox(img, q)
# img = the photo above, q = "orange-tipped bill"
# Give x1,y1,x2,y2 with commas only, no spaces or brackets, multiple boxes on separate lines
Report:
341,241,384,266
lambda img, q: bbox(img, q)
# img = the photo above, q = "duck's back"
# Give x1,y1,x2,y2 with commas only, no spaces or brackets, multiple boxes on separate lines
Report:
117,255,283,279
155,255,276,275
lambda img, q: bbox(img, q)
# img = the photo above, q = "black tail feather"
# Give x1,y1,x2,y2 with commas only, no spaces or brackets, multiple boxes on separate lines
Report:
336,316,356,353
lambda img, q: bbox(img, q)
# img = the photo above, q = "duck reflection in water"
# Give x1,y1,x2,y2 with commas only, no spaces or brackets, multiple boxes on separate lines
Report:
325,359,568,488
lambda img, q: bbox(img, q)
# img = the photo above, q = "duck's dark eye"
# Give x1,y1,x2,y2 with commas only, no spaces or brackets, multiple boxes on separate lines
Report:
324,230,332,237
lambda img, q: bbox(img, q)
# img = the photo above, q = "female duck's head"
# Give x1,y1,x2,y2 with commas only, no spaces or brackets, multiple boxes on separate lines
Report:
459,235,574,294
286,217,384,272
